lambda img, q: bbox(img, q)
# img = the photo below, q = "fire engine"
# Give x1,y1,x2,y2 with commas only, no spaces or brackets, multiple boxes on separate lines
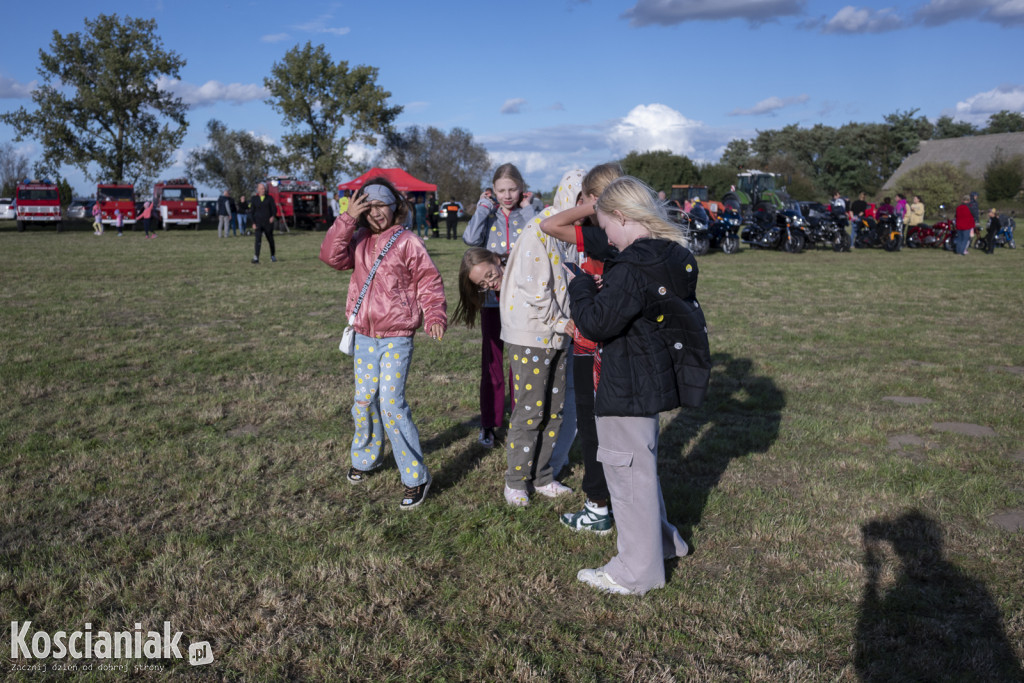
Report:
96,183,136,227
14,179,62,232
264,176,328,230
152,178,199,230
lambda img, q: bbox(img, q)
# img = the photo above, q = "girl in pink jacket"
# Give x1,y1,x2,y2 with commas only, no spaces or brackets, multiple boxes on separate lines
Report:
319,177,447,510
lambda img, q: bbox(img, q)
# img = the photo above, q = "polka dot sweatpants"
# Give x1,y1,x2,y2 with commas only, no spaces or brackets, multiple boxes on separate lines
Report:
350,333,429,488
505,344,567,491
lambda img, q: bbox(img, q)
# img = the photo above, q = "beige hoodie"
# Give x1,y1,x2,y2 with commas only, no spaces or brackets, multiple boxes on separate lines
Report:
499,169,584,349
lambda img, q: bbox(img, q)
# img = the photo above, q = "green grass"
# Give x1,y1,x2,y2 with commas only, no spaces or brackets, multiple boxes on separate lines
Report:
1,225,1023,681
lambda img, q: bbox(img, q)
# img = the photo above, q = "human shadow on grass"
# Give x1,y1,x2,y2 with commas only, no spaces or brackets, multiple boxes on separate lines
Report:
854,510,1023,682
418,416,488,494
658,353,785,552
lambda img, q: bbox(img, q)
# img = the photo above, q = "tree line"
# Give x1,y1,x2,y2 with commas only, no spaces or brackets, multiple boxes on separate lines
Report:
0,14,489,204
615,109,1024,207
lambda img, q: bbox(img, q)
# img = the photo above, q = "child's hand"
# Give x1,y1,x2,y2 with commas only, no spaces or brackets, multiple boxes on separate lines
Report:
429,323,444,340
347,192,370,219
520,191,533,209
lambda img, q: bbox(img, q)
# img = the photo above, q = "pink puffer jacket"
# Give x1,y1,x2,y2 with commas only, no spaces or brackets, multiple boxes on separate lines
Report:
319,213,447,338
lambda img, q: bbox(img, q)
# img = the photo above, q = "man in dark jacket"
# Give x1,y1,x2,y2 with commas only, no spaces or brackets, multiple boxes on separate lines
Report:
217,189,235,239
250,182,277,264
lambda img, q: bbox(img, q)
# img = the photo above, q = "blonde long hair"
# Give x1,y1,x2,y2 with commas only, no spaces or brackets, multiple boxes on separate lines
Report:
596,176,688,246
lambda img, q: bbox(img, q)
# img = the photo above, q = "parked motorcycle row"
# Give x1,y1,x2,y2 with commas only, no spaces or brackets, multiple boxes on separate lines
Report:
672,203,1016,255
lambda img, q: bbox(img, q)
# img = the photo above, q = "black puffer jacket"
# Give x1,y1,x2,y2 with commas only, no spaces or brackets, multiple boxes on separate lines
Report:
568,238,711,417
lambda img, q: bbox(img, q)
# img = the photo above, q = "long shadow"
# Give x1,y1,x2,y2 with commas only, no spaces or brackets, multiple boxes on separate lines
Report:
658,352,785,545
854,510,1023,682
420,416,488,493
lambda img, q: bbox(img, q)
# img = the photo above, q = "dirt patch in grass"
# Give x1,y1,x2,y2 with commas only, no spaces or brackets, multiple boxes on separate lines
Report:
988,365,1024,376
931,422,998,437
882,396,933,405
887,434,928,463
990,510,1024,532
1008,451,1024,463
228,424,260,437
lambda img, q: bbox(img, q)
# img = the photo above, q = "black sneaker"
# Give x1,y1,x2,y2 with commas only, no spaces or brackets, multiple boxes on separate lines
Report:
251,257,259,264
399,480,430,510
270,255,277,262
347,467,366,484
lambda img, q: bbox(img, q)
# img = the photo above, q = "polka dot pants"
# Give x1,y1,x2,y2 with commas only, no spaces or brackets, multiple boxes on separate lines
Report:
350,334,429,488
504,344,567,491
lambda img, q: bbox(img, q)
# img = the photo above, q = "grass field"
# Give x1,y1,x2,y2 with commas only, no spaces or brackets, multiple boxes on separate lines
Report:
1,223,1022,681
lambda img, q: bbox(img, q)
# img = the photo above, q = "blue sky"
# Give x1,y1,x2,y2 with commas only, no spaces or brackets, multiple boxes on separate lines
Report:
1,0,1022,197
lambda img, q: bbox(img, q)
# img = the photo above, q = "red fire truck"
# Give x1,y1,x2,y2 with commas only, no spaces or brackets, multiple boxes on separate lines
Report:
264,176,328,230
14,179,62,232
152,178,199,230
96,183,136,228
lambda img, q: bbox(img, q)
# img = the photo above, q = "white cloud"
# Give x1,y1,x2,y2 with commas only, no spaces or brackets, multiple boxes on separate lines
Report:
819,6,903,33
0,75,36,98
155,77,270,107
403,101,430,113
608,104,704,157
915,0,1024,26
501,98,527,114
729,94,809,116
261,33,291,43
948,84,1024,124
622,0,806,26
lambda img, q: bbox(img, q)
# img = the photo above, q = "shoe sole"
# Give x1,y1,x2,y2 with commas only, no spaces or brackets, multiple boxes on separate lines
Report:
400,479,430,510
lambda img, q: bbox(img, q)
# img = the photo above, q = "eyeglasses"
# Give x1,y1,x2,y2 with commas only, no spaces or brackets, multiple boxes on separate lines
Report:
475,270,501,292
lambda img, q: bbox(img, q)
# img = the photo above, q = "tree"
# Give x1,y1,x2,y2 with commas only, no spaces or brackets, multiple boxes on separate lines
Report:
893,162,975,218
0,142,31,196
265,42,402,189
57,177,73,209
698,162,740,201
983,152,1023,202
186,120,281,198
932,115,977,139
619,150,699,192
0,14,188,187
719,139,752,170
984,110,1024,135
377,125,490,202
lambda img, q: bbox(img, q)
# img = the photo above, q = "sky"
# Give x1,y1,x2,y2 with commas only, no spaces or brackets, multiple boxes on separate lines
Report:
1,0,1022,198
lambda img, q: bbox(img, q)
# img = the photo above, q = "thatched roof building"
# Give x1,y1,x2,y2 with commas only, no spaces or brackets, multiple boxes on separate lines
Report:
882,131,1024,191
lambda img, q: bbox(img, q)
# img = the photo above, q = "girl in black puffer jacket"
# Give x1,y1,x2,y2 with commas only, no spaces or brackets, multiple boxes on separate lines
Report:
567,176,711,596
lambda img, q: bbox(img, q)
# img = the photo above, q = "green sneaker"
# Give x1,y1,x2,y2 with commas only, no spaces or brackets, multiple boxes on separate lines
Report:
560,503,613,535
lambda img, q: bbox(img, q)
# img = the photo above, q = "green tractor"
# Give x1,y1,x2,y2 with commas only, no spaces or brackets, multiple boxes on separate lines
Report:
722,170,789,220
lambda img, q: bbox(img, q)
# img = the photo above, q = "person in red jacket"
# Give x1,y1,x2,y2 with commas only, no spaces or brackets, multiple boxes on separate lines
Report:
319,177,448,510
954,195,975,256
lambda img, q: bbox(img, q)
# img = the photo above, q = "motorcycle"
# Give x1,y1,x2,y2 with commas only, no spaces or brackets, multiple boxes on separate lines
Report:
706,208,741,254
668,207,710,256
905,204,955,250
974,212,1017,251
740,205,806,252
852,211,902,251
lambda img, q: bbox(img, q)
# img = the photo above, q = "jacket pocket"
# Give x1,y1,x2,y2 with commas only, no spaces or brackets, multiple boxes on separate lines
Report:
597,446,634,504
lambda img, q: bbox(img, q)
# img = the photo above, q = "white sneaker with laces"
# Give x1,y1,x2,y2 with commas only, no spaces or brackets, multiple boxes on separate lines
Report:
577,568,632,595
533,480,573,498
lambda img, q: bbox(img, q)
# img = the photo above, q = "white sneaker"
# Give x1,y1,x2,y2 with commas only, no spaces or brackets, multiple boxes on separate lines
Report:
533,480,573,498
577,568,631,595
503,485,529,508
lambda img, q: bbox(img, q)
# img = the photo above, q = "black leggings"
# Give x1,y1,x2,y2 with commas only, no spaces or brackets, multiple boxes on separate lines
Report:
254,223,275,258
574,353,609,504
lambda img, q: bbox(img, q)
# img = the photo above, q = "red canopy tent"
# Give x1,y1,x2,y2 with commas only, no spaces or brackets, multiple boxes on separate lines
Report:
337,168,436,194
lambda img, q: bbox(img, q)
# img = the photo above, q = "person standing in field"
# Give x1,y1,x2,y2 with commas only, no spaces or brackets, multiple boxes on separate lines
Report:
566,176,710,595
140,200,156,239
235,193,249,237
954,194,975,256
250,182,277,264
91,199,103,235
540,162,624,533
444,197,461,240
319,177,447,510
461,164,539,449
427,193,440,239
115,207,124,236
217,189,235,239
